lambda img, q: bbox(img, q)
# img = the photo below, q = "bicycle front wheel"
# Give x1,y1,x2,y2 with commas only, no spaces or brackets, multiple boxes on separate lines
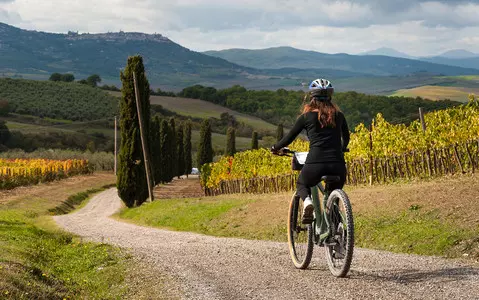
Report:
287,193,314,269
324,189,354,277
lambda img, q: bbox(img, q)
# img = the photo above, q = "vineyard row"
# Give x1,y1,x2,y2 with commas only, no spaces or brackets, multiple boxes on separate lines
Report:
203,138,479,195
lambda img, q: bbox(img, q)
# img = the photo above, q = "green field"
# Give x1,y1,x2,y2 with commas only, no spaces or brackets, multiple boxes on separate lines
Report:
191,130,261,153
110,92,277,133
439,75,479,82
391,85,479,102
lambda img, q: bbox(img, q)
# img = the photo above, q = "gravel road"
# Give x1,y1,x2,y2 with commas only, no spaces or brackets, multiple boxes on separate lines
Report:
54,189,479,300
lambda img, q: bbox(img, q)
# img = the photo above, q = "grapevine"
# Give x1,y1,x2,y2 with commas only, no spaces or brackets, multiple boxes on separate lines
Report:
203,96,479,190
0,159,92,190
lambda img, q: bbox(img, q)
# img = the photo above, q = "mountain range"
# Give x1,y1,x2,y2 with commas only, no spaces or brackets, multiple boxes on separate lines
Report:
204,46,479,76
359,47,479,69
1,22,479,91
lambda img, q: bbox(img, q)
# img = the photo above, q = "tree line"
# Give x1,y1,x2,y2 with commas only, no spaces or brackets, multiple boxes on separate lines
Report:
176,84,461,129
149,117,193,185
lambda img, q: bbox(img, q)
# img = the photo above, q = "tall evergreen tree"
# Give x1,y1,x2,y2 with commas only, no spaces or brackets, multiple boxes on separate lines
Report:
197,119,213,168
251,131,259,150
117,55,151,207
276,123,284,142
0,120,11,147
183,120,192,177
226,127,236,156
176,123,185,178
150,116,162,185
159,119,170,183
168,118,177,182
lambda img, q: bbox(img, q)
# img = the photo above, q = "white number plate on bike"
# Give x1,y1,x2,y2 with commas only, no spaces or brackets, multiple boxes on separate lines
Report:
294,152,308,165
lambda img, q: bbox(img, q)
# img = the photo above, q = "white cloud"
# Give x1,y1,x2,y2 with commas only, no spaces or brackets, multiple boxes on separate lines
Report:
0,0,478,55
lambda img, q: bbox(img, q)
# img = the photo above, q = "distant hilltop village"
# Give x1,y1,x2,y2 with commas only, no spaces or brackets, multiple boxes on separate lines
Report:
65,31,171,42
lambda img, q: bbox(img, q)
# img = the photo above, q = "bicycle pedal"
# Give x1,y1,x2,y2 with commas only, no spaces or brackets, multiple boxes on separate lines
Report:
302,216,313,224
324,238,338,246
324,241,338,246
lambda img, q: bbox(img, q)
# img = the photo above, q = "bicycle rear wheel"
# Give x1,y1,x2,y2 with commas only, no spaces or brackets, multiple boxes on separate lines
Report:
324,189,354,277
287,193,314,269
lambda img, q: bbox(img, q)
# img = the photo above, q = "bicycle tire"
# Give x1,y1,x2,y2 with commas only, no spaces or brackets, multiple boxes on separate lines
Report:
287,193,314,269
324,189,354,277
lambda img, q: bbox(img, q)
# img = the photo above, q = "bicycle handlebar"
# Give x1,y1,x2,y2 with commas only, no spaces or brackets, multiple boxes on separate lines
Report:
272,147,350,156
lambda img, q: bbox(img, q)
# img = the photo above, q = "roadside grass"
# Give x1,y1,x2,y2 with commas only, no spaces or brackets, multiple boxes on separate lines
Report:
119,174,479,259
355,210,477,257
118,197,254,236
0,173,131,299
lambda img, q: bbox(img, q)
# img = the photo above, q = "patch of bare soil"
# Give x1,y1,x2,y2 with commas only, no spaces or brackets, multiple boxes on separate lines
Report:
154,176,203,200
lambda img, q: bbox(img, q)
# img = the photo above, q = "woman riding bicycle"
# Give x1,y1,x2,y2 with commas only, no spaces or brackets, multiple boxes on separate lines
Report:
271,78,350,224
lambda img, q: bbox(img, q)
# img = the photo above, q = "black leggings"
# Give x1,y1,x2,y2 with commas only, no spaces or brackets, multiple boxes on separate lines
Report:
297,162,347,201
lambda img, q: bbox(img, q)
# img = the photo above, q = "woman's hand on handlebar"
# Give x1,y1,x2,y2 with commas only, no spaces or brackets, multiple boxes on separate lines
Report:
271,146,293,156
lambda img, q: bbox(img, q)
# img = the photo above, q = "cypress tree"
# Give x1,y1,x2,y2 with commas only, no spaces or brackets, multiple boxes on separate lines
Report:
183,120,192,177
159,119,170,183
168,118,177,182
0,120,11,146
276,123,284,142
176,123,185,178
117,55,151,207
226,127,236,156
197,119,213,168
251,131,259,150
150,116,162,185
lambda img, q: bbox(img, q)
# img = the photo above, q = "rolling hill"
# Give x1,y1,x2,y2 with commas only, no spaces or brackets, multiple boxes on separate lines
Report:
360,47,415,59
0,22,261,88
0,78,118,121
421,56,479,71
204,46,479,76
437,49,478,59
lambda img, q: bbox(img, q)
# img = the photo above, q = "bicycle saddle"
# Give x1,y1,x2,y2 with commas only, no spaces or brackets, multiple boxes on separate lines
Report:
321,176,341,183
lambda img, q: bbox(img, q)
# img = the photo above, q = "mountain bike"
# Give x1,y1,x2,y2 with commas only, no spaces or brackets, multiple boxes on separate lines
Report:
274,148,354,277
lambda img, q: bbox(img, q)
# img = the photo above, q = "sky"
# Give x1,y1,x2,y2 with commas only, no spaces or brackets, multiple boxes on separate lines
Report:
1,0,479,56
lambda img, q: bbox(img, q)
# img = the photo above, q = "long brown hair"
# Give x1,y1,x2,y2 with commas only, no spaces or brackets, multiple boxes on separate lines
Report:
302,94,340,128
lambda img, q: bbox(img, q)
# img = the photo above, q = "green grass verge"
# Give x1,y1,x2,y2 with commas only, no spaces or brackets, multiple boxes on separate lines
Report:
355,209,477,257
118,197,254,236
48,184,116,215
0,185,128,299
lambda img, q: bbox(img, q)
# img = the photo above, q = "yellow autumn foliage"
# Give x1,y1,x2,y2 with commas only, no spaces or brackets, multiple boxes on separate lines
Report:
203,96,479,189
0,159,91,190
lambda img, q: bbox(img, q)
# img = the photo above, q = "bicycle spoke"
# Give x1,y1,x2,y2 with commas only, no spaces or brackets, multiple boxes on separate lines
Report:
288,194,313,269
324,190,354,277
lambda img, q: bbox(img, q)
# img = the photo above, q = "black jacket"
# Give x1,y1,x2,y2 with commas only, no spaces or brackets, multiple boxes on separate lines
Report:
274,111,350,163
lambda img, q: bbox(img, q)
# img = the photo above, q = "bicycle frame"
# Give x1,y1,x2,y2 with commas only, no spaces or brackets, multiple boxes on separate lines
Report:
311,183,331,244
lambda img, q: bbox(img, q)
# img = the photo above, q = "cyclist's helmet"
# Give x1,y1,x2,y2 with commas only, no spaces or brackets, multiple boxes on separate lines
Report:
308,78,334,100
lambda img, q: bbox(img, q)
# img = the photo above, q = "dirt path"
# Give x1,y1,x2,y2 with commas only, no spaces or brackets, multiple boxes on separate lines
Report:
154,176,203,199
54,189,479,300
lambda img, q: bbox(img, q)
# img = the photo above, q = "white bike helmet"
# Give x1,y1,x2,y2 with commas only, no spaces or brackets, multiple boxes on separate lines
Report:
308,78,334,99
